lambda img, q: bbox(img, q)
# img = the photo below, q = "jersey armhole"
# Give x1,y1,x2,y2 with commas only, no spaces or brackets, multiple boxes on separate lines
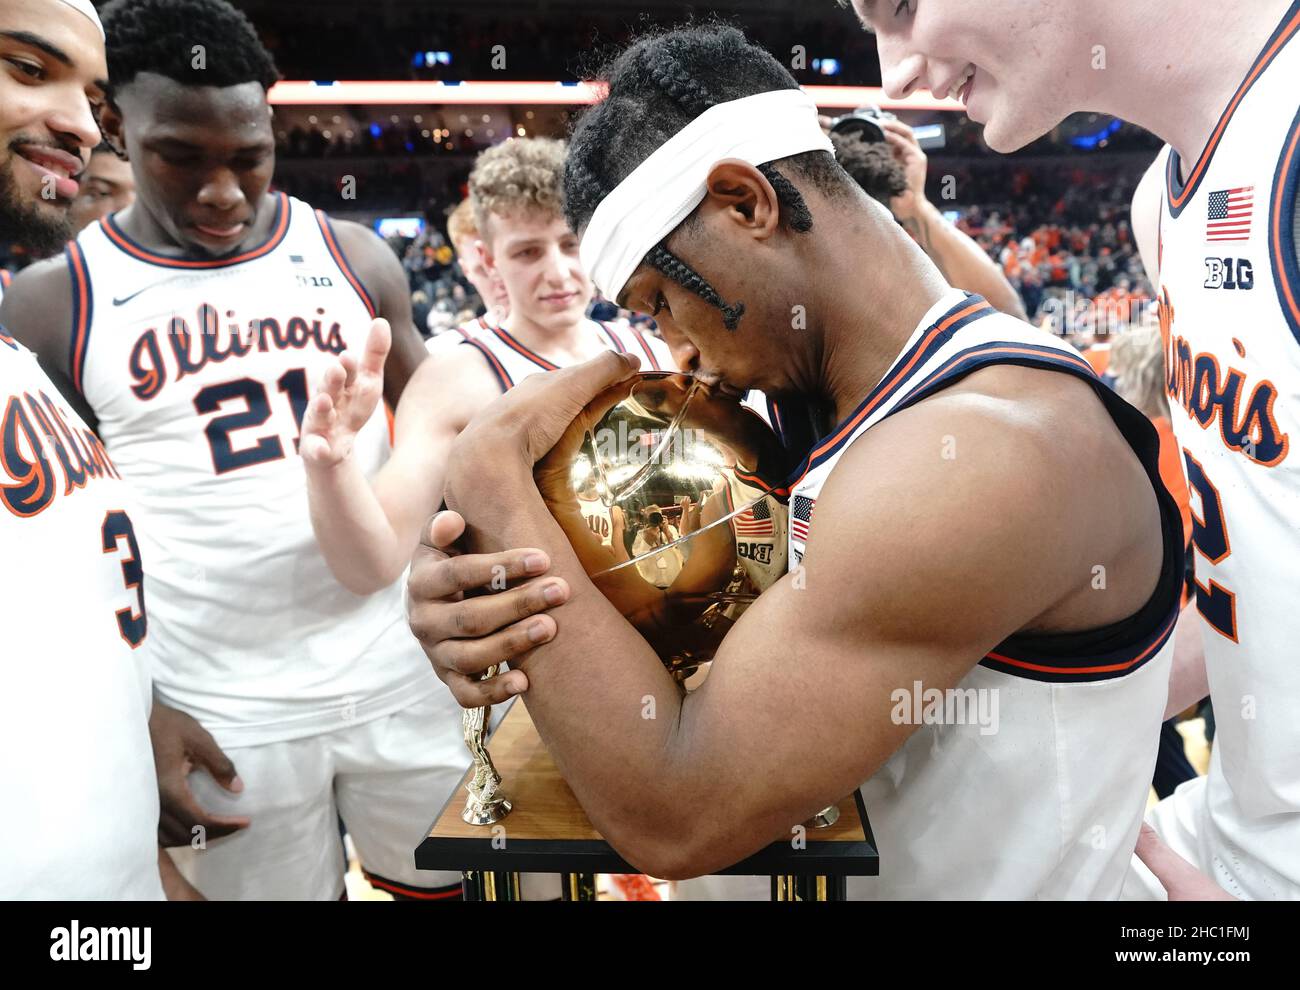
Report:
66,242,93,396
460,337,513,393
313,211,378,319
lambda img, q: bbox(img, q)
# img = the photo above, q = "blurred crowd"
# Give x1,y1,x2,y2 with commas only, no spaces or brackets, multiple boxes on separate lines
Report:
937,158,1158,339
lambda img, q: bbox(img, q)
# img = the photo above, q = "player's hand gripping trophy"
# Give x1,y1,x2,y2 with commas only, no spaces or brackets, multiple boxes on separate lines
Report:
460,371,838,828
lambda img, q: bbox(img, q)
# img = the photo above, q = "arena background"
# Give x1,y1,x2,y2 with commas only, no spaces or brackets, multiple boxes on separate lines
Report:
2,0,1203,901
1,0,1164,347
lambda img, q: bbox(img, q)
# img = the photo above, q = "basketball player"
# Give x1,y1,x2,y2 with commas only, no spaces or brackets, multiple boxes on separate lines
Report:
403,25,1186,898
0,0,462,901
851,0,1300,900
832,125,1026,319
426,197,509,354
68,140,134,233
302,137,671,598
0,0,194,899
304,137,673,902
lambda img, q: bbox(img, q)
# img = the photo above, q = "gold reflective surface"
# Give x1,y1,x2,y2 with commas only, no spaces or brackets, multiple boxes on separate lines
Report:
539,373,794,680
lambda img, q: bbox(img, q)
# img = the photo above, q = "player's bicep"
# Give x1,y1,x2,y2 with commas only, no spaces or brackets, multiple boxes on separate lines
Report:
676,412,1070,841
377,349,493,526
0,259,75,374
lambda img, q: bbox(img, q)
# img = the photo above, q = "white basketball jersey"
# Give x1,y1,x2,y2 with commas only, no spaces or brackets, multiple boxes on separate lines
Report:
460,317,673,390
1153,1,1300,896
0,331,161,898
426,314,495,356
783,290,1182,899
578,491,615,547
69,195,439,746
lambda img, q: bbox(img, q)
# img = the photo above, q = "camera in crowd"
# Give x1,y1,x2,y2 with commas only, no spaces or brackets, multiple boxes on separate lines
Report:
831,105,946,151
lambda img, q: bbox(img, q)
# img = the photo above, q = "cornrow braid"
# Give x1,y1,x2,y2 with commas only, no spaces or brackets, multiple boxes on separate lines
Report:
757,163,813,232
564,23,851,332
643,41,715,118
646,245,746,331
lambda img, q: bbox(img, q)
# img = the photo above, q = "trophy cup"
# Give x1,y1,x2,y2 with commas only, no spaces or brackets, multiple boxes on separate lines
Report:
460,372,837,827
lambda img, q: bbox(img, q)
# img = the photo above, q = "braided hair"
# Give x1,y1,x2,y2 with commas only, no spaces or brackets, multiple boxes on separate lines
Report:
565,24,848,331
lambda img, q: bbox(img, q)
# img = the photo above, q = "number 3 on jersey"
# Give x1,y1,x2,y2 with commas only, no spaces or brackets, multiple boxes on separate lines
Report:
102,510,147,648
193,369,309,475
1183,449,1238,642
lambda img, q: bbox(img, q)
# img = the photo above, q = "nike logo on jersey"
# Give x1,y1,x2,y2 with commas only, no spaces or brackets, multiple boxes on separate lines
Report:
1,388,121,517
112,277,182,306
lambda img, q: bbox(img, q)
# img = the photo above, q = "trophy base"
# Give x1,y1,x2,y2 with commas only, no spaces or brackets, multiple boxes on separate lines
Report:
462,796,512,826
804,805,840,829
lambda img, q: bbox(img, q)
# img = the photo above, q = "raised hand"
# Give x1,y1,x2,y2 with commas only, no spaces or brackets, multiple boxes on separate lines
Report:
301,317,392,468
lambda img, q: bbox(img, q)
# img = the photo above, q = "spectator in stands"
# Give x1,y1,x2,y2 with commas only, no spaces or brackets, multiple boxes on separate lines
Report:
832,124,1026,319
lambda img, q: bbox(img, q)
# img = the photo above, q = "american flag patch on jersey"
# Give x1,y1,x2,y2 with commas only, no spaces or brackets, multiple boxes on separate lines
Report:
733,497,774,538
791,494,815,543
1206,187,1253,242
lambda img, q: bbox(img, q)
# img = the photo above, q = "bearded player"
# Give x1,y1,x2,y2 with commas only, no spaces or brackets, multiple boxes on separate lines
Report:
1,0,462,901
0,0,202,899
402,25,1186,898
852,0,1299,900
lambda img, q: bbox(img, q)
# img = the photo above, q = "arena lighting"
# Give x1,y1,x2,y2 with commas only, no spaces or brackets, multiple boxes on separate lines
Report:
267,79,965,111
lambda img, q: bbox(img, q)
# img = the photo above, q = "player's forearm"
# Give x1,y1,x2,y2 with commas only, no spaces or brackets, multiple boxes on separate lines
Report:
304,457,407,595
900,200,1028,320
1165,601,1210,720
449,465,706,872
157,847,204,900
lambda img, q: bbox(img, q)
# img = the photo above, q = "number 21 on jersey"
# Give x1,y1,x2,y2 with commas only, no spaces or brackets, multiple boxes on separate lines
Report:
193,369,309,475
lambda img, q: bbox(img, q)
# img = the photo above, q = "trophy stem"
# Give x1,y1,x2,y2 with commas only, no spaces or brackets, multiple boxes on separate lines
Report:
461,663,512,826
804,805,840,829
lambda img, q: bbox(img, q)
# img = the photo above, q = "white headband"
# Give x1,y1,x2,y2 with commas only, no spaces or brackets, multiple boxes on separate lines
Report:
579,88,833,304
58,0,105,39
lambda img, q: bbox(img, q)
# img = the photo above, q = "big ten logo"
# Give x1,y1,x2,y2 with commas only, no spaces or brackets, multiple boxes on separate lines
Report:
1204,257,1254,290
738,541,773,565
591,422,706,468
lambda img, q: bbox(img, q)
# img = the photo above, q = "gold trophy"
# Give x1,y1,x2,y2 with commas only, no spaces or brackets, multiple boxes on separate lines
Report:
460,372,837,827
